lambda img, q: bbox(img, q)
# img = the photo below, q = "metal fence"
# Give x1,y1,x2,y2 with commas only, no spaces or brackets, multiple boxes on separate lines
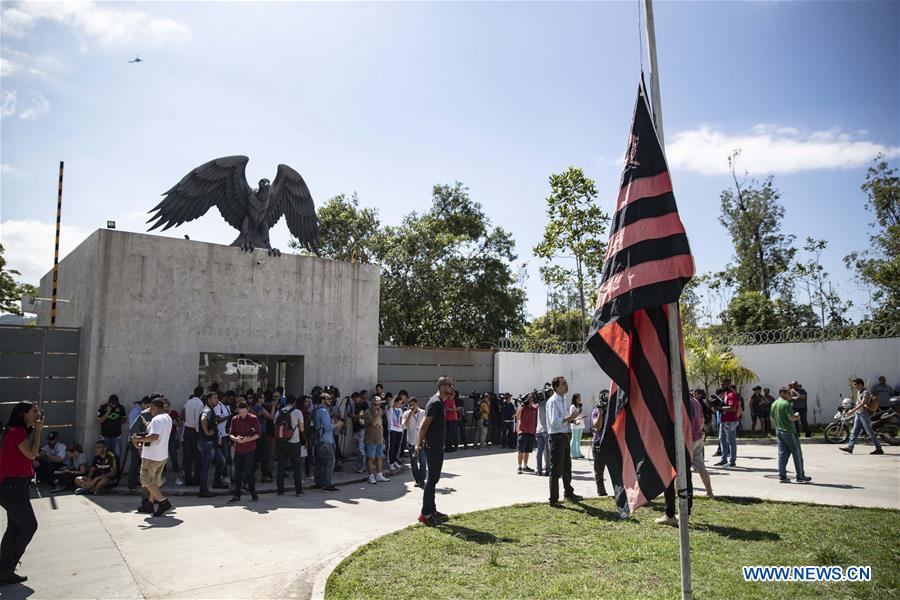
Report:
708,321,900,346
0,325,80,443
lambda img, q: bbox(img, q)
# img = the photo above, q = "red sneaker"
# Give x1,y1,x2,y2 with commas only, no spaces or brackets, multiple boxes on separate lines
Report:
432,511,450,523
417,513,439,526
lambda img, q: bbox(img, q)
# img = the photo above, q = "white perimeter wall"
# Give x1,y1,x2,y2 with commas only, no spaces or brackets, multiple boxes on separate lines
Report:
494,352,611,406
496,337,900,425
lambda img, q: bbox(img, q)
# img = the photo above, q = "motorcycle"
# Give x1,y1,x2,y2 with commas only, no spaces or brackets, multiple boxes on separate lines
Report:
824,396,899,446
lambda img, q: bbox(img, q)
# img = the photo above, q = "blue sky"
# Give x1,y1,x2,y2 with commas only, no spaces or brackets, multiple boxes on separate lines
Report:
2,0,898,324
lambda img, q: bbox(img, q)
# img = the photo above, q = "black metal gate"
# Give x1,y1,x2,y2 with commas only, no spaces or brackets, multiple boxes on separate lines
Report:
0,325,80,444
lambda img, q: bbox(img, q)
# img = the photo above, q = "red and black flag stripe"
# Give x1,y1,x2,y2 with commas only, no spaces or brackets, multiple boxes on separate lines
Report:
586,77,694,518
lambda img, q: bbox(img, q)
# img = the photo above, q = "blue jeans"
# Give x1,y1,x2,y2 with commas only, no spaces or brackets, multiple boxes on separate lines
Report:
315,442,335,487
102,436,122,462
718,422,737,465
408,443,428,486
848,412,882,451
535,432,549,473
197,440,225,493
355,429,366,470
776,430,805,480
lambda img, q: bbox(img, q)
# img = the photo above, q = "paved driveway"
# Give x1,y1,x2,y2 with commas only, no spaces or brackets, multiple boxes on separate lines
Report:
3,441,897,599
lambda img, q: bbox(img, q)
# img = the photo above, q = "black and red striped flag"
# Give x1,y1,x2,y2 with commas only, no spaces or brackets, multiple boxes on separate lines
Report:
586,77,695,518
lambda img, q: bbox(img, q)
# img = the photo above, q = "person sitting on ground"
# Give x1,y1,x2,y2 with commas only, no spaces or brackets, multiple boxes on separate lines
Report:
50,444,87,493
362,397,389,484
514,394,538,474
33,430,67,484
75,440,119,495
772,387,812,483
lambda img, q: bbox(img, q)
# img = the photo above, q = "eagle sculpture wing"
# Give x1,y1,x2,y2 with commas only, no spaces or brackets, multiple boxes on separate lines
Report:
147,156,251,232
267,164,319,254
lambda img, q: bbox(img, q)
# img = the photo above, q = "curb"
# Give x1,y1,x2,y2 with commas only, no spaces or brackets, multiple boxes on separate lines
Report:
310,541,367,600
102,475,371,497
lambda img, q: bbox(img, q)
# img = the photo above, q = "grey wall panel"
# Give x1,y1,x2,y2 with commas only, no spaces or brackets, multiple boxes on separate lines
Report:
378,364,493,383
41,378,78,402
37,401,76,428
0,379,41,403
42,354,79,377
0,353,43,376
45,329,81,353
0,327,44,352
377,347,495,403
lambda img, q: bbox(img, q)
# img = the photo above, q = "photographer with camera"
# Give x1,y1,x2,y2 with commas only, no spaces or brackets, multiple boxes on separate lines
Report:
475,393,490,449
590,391,610,496
546,376,583,507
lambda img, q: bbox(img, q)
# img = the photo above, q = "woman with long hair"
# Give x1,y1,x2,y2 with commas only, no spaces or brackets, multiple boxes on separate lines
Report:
0,401,43,585
569,394,585,459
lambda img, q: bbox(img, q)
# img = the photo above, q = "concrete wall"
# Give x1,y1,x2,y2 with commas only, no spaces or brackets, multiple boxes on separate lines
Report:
495,337,900,427
731,337,900,424
494,352,612,405
38,229,380,448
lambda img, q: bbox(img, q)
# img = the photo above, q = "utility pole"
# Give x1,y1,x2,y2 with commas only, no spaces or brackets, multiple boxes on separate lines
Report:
644,2,693,599
50,161,64,327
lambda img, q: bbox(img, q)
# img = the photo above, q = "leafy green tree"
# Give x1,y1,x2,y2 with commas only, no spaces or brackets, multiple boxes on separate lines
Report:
719,150,796,299
844,155,900,321
685,333,758,397
289,192,380,263
377,183,526,347
720,291,780,332
791,237,852,327
533,167,609,340
0,244,37,316
524,308,588,342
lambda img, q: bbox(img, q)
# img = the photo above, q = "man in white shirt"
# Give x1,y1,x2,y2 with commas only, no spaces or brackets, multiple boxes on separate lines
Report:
133,398,174,517
182,387,204,486
34,430,67,483
402,397,427,487
546,376,582,507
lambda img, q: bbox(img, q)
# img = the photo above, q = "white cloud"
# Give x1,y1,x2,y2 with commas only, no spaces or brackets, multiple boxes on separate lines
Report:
0,89,49,120
666,124,900,175
0,47,62,78
1,1,191,46
0,220,91,285
1,164,25,176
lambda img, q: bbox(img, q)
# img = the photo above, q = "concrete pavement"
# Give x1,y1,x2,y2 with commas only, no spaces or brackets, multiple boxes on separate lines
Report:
3,441,897,599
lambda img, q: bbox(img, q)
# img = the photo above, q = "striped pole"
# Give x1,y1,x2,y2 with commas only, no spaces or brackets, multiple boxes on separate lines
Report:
50,161,64,328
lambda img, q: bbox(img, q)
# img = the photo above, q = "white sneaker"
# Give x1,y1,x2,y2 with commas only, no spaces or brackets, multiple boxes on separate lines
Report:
368,474,377,485
175,478,184,486
223,477,231,485
376,473,390,482
393,462,401,471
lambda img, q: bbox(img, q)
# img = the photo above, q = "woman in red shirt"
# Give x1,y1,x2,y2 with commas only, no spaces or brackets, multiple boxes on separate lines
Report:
0,401,43,585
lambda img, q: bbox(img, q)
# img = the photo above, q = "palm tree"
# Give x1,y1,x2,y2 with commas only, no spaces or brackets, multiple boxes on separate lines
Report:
685,333,758,396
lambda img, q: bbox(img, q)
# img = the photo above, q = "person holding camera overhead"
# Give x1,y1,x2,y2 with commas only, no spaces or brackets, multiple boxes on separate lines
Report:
546,376,583,507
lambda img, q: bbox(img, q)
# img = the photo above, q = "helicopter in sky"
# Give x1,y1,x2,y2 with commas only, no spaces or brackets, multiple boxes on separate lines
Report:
128,55,142,64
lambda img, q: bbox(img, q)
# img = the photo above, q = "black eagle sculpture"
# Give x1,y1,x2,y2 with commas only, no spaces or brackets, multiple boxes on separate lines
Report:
147,155,318,256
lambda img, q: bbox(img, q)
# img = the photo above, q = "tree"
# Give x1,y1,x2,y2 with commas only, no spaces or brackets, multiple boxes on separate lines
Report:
719,150,795,299
377,183,526,347
791,237,852,327
685,333,758,397
533,167,609,340
289,192,380,263
720,291,780,332
844,155,900,321
0,244,37,316
524,309,588,342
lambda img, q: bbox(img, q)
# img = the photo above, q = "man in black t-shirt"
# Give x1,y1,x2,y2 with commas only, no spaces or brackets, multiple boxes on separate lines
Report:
96,394,126,461
416,376,453,526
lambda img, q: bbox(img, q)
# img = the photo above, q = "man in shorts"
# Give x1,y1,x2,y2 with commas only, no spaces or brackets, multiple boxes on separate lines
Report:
514,395,538,474
362,397,390,484
133,398,174,516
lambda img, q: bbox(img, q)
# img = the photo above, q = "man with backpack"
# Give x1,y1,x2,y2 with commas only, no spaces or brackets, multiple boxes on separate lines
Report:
274,395,305,496
840,378,885,455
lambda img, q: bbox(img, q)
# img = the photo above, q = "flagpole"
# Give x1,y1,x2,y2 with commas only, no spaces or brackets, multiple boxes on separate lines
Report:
643,1,693,599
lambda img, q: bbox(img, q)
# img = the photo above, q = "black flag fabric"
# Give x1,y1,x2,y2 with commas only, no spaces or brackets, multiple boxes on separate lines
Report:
586,77,695,518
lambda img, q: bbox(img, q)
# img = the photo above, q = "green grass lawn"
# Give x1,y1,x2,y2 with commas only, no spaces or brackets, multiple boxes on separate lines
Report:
326,497,898,599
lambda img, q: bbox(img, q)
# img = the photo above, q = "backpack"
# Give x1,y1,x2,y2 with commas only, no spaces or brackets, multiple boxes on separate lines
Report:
274,407,297,441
